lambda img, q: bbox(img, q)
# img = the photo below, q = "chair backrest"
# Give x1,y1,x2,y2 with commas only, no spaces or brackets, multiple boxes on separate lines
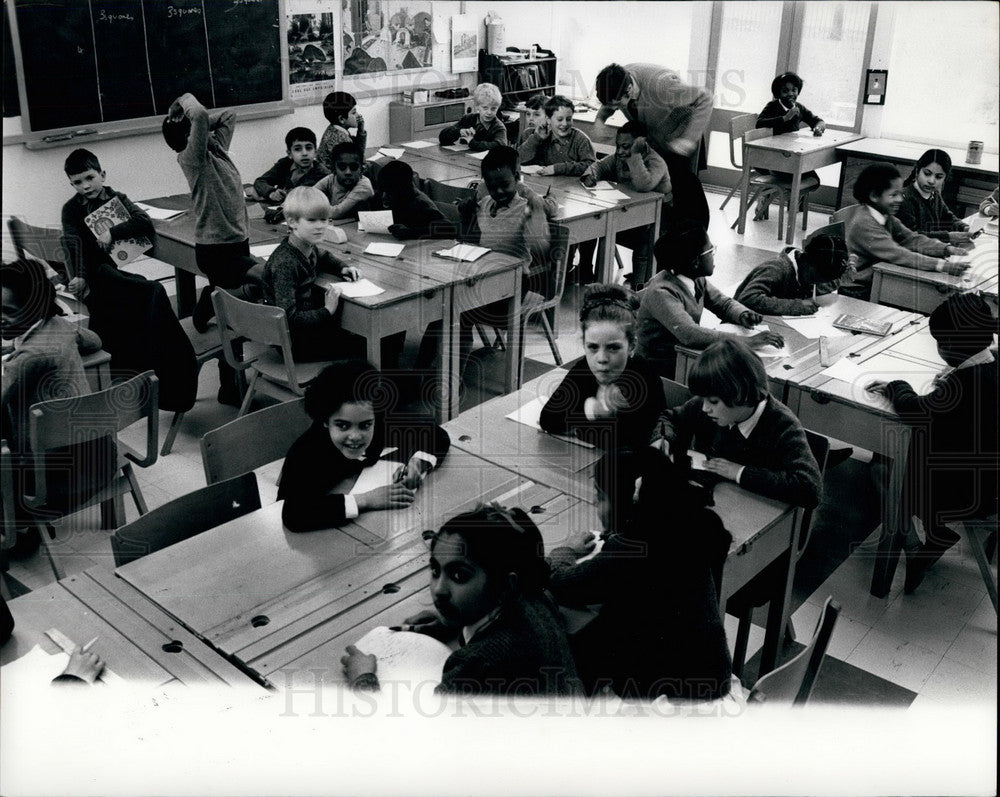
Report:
749,596,840,707
212,289,299,387
7,216,69,273
830,204,857,225
201,397,311,485
423,178,476,206
660,376,693,409
728,113,759,170
111,472,261,566
530,223,571,310
27,370,159,505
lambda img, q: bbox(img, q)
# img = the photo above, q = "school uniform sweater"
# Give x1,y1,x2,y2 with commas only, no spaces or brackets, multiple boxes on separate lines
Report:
734,250,839,316
582,148,673,201
252,157,329,199
636,271,752,373
837,204,949,299
668,395,822,508
518,128,596,176
538,356,665,453
61,187,154,285
278,417,450,532
438,114,508,150
884,358,999,523
472,182,557,258
313,174,374,219
755,99,823,135
436,594,581,697
317,124,367,172
176,97,248,246
548,502,733,700
896,184,968,241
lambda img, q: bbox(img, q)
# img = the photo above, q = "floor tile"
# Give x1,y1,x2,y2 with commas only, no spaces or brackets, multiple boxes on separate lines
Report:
944,623,998,676
918,656,997,704
870,592,970,655
846,627,944,693
793,600,870,660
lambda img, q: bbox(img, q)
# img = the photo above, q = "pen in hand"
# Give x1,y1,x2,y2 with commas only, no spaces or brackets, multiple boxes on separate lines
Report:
82,637,98,652
544,184,552,199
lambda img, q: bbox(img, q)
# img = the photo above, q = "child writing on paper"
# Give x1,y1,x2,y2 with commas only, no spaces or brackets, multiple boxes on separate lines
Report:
376,160,458,240
865,293,998,594
539,284,665,454
547,449,733,700
262,187,362,363
980,187,998,218
312,142,375,221
734,231,851,316
580,120,673,284
279,360,450,533
635,222,785,378
896,149,977,243
60,148,155,302
656,340,822,508
837,163,970,300
317,91,367,171
342,504,580,696
252,126,329,204
438,82,507,150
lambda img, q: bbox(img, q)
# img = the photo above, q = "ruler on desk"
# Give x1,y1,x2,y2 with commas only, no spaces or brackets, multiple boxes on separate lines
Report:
45,628,126,686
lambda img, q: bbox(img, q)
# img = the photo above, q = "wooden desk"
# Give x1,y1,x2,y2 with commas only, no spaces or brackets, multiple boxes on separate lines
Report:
1,567,262,688
870,216,999,315
737,129,863,245
836,138,999,216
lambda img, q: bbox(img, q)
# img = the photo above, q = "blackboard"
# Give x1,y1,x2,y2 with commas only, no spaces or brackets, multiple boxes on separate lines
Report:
7,0,286,136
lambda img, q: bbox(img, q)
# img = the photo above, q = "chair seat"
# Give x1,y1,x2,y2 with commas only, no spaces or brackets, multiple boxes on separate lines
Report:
522,290,546,314
244,343,327,390
179,317,225,358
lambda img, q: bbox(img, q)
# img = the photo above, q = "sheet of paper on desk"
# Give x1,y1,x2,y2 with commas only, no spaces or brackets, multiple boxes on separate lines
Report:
403,139,437,149
349,458,403,495
520,164,545,174
466,150,489,160
364,242,405,257
855,353,942,394
434,243,490,262
587,181,616,191
780,315,847,339
890,331,947,366
574,108,599,123
755,341,791,359
250,242,281,258
442,143,469,152
378,148,405,159
592,188,631,201
135,202,186,221
338,278,385,298
713,322,769,336
352,627,450,686
504,397,596,448
357,210,394,235
604,109,628,128
245,202,266,220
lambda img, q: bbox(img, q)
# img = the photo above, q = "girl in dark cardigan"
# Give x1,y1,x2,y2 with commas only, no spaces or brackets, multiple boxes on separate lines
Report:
548,448,734,700
896,149,976,244
278,360,450,532
659,340,822,509
341,504,581,697
866,293,999,593
539,284,665,455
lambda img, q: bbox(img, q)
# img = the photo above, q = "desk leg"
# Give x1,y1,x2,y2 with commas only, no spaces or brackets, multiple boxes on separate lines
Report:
870,425,912,597
759,513,802,675
736,156,752,235
870,270,884,305
444,289,460,422
175,269,196,318
596,234,614,284
365,318,382,369
504,274,523,393
785,169,802,246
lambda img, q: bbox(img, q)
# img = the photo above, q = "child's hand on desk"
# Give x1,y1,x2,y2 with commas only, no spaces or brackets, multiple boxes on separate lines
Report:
701,457,741,483
389,224,414,240
339,265,360,282
865,380,889,396
945,244,971,257
268,188,287,203
941,257,971,276
341,645,377,687
949,231,975,245
536,165,556,176
812,121,826,136
394,456,432,489
738,309,763,328
459,127,476,141
565,529,597,558
800,298,820,314
392,609,455,641
580,174,598,188
67,277,90,300
356,482,416,511
54,647,105,685
323,283,342,314
749,330,785,349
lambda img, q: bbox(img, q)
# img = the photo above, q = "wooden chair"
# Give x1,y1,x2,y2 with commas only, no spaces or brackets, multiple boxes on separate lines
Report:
423,178,477,228
7,215,69,280
111,472,261,567
748,596,840,706
474,223,570,375
1,371,159,579
212,290,330,418
201,397,311,485
660,376,692,409
728,430,831,679
159,317,224,455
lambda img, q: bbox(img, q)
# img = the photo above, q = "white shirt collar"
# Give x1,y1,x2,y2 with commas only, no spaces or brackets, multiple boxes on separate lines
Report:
867,205,888,226
735,398,768,439
915,184,933,200
675,273,697,296
461,611,495,646
956,347,995,371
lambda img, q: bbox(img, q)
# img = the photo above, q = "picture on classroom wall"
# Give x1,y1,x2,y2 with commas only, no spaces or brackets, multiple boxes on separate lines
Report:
343,0,433,76
450,14,478,74
287,6,337,99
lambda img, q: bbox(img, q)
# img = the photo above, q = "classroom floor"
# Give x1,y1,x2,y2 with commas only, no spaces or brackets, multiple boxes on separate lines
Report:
4,189,996,708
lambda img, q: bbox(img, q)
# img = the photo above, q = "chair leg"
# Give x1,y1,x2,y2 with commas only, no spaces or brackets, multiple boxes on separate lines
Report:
719,182,740,211
492,328,506,351
237,371,259,418
99,498,116,530
801,197,810,231
962,521,998,613
777,193,786,240
160,411,184,456
124,463,148,517
474,323,492,349
34,521,65,581
732,606,753,679
538,311,562,365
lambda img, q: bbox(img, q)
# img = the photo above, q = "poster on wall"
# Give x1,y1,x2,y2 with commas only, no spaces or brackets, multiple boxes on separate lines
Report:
287,0,337,102
450,14,478,74
343,0,434,76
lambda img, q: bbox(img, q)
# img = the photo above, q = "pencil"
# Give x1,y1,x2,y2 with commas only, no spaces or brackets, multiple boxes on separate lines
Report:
82,637,98,652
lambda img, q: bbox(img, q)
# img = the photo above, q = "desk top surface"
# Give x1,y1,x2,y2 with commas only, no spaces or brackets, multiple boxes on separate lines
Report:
836,137,1000,175
746,128,863,154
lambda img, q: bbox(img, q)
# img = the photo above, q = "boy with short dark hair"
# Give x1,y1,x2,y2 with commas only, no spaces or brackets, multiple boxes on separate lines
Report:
317,91,366,171
313,142,375,220
253,127,329,203
60,148,154,300
518,94,596,175
163,92,264,335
